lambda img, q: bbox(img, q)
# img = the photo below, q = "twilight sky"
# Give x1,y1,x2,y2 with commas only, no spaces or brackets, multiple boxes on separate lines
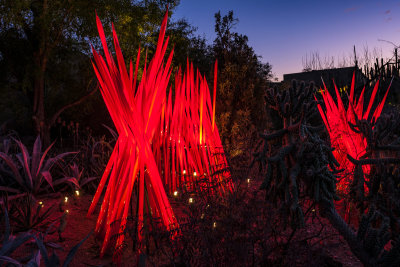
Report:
173,0,400,81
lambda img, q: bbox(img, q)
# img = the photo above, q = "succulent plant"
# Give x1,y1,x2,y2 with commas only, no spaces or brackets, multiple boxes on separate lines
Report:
0,136,77,199
0,205,92,267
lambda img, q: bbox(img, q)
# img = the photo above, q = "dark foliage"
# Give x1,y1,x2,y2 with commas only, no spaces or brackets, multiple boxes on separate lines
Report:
212,11,272,157
0,136,77,199
253,80,340,228
253,80,400,266
8,195,55,233
0,204,91,266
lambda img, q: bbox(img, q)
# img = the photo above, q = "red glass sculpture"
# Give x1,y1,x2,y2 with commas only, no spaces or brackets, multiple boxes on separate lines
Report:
87,11,231,258
316,73,391,193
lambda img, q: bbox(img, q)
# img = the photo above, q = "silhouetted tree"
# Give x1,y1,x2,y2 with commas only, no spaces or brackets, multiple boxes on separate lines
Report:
0,0,181,145
212,11,272,157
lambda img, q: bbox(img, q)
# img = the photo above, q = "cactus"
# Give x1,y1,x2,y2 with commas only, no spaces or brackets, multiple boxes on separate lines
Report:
254,80,400,266
253,80,340,228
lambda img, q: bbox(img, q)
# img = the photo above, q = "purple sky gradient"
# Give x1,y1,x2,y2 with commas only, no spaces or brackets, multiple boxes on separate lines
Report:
173,0,400,81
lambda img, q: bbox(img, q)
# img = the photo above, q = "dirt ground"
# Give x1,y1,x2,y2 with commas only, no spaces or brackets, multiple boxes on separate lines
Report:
8,189,363,266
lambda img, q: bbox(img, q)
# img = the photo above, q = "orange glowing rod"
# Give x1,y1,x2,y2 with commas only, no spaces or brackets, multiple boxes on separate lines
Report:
212,60,218,132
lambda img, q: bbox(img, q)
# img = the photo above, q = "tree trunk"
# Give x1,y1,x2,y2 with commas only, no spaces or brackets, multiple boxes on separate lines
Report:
31,0,51,147
32,52,51,147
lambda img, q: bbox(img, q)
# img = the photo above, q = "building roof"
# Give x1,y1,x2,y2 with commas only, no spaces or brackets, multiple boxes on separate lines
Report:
283,66,366,89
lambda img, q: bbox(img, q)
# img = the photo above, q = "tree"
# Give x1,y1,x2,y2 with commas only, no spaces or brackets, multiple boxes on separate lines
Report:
0,0,180,145
212,11,272,157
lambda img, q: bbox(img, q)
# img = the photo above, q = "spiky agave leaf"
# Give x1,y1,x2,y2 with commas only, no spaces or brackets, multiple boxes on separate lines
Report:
14,139,33,190
0,152,26,191
0,206,33,256
62,230,92,267
0,256,22,266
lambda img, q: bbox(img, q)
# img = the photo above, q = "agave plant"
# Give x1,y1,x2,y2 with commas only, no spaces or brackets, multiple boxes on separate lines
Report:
8,195,55,233
0,139,22,198
75,134,113,192
0,205,92,267
0,206,33,265
66,162,98,191
0,136,77,198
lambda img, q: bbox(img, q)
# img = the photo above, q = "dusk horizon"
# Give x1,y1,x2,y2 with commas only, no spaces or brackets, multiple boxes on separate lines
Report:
174,0,400,81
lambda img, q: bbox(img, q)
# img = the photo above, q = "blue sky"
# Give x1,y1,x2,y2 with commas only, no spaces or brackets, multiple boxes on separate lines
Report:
173,0,400,80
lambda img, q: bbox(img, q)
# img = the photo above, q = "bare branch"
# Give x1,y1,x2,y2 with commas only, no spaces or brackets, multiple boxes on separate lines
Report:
49,79,98,128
